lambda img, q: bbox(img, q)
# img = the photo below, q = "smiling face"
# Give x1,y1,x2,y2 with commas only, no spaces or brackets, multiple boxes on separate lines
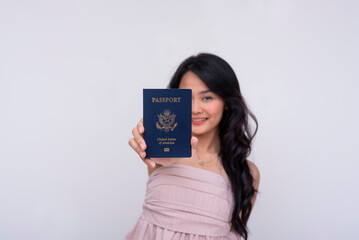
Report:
179,71,225,137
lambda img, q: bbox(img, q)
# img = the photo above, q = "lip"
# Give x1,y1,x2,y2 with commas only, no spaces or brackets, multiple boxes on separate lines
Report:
192,117,208,126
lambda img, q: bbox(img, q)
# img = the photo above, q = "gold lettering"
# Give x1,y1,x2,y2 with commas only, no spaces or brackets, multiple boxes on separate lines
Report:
151,97,181,103
157,138,167,141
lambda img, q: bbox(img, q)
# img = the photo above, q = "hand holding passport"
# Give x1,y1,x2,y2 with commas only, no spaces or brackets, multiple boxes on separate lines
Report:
137,127,198,167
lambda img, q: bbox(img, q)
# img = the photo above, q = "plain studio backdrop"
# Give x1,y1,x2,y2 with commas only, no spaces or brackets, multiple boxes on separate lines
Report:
0,0,358,239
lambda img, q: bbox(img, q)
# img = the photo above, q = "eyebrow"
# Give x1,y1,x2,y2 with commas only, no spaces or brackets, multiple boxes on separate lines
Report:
199,90,212,94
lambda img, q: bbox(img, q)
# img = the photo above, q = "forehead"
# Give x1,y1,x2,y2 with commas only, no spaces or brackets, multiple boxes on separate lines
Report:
178,71,210,93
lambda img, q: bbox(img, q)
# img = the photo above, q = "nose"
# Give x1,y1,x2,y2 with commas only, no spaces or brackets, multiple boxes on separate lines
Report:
192,99,202,114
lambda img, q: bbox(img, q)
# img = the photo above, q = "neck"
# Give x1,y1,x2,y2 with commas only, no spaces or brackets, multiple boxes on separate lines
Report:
193,128,221,155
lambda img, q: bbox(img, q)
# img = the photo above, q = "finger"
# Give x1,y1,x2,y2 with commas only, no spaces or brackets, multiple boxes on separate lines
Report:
137,118,144,134
191,136,198,147
132,126,146,151
128,137,141,155
135,118,146,150
129,137,146,159
143,158,156,168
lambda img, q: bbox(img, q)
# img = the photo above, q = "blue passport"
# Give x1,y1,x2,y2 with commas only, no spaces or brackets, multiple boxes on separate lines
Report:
143,89,192,158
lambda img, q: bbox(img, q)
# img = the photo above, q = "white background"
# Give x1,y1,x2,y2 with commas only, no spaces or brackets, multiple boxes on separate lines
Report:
1,0,358,239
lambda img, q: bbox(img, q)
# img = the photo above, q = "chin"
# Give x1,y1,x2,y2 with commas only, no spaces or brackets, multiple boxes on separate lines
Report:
191,130,207,137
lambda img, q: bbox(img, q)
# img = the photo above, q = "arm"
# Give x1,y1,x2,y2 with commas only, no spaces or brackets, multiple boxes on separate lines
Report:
238,160,260,220
247,160,260,207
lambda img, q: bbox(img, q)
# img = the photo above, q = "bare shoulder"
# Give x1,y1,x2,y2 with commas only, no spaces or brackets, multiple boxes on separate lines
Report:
247,160,260,190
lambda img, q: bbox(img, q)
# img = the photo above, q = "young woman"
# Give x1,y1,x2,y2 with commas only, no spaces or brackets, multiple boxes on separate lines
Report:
126,53,260,240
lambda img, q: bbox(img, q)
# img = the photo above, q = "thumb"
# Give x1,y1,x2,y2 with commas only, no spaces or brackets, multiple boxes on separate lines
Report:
190,136,198,148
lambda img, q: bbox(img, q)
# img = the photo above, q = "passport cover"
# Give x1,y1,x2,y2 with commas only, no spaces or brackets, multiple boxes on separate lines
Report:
143,89,192,158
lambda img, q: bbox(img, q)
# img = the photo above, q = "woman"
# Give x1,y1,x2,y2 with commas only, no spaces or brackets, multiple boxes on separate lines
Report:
126,53,260,240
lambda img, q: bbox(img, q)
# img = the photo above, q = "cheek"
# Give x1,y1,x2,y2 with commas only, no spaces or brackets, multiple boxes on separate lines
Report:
210,103,225,119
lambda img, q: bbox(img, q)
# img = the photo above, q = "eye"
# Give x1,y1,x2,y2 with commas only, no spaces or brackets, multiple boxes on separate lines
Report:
202,96,213,101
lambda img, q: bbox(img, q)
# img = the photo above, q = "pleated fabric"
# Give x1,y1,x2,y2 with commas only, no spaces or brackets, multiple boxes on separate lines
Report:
125,164,242,240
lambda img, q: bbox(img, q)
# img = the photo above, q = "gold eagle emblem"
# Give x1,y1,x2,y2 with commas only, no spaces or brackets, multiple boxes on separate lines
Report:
156,109,178,132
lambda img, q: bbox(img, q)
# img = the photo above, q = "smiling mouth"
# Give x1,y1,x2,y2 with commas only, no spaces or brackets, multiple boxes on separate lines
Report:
192,118,208,125
192,118,207,121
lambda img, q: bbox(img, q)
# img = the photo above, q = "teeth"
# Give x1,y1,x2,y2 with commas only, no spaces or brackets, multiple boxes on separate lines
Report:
193,118,206,121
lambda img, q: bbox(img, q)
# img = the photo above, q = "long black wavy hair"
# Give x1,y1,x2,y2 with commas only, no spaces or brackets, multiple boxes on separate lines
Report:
168,53,258,239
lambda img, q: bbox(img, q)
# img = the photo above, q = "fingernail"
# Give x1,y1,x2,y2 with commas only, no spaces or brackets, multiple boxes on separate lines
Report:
140,143,144,150
139,126,144,133
150,162,156,168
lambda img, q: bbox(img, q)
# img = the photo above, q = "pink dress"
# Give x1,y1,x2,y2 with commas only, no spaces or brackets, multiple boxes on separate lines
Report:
125,163,242,240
